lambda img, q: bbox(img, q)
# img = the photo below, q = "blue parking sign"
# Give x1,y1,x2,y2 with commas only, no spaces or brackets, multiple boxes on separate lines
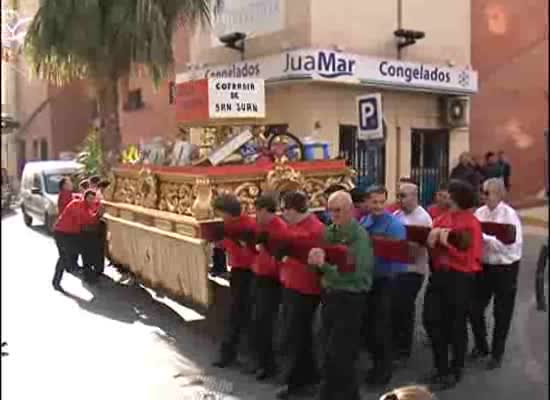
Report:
357,93,383,140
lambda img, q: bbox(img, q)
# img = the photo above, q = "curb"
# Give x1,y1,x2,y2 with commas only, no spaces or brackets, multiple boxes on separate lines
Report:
520,216,548,229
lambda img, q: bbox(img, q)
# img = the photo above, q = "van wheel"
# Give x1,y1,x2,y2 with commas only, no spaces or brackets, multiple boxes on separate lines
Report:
22,207,33,226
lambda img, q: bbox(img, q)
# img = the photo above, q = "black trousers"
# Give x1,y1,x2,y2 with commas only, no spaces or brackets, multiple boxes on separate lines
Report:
219,268,254,360
80,230,103,279
365,276,396,378
251,275,281,371
423,270,476,375
96,220,107,274
52,232,79,286
280,288,320,389
392,272,424,359
320,290,366,400
211,246,227,274
469,262,519,361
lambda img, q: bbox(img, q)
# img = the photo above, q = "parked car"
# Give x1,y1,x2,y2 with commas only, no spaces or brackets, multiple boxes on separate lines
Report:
20,160,83,232
1,168,14,210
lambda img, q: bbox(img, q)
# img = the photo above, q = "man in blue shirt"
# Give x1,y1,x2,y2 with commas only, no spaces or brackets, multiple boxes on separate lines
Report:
360,185,407,386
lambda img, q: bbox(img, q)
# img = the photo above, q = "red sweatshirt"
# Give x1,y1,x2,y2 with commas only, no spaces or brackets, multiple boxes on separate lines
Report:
57,190,75,215
430,209,482,274
222,215,258,270
54,198,101,234
279,214,325,295
252,215,287,279
428,204,449,220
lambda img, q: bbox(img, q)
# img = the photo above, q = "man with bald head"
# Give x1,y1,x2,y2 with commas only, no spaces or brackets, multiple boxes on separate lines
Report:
392,182,432,363
308,190,374,400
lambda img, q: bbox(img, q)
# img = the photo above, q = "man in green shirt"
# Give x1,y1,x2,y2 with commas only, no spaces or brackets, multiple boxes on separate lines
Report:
308,190,374,400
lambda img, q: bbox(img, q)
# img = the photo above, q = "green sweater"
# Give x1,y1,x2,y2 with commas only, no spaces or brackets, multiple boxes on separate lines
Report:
317,219,374,293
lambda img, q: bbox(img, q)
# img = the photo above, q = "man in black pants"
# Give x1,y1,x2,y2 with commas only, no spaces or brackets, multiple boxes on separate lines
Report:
309,191,374,400
211,194,257,368
470,178,523,369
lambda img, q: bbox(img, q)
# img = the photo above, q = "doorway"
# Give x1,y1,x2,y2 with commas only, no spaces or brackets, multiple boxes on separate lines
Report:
410,128,449,206
339,124,386,190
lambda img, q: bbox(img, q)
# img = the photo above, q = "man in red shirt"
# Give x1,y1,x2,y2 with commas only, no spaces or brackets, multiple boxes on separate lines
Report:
211,194,258,369
52,190,103,290
276,191,325,399
250,193,286,380
427,182,451,220
423,179,482,390
57,176,76,215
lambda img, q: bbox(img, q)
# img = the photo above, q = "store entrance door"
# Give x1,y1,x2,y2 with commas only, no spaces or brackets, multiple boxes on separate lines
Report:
339,125,385,190
410,128,449,206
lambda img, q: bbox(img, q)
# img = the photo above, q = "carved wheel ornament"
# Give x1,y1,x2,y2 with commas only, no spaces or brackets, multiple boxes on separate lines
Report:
264,159,305,193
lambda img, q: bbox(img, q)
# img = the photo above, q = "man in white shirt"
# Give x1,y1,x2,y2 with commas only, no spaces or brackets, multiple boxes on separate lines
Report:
392,183,433,362
470,178,522,370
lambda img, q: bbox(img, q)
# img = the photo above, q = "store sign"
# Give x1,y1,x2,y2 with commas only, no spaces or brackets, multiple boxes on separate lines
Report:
208,78,265,119
175,78,265,123
178,49,478,95
357,93,383,141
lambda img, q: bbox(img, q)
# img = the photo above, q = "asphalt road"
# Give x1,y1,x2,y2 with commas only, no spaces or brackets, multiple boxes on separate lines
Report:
1,208,548,400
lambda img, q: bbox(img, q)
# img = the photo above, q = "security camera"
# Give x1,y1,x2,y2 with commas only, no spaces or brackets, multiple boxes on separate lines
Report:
218,32,246,45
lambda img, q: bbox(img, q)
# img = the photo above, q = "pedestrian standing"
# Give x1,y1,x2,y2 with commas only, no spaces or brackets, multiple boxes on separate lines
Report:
276,191,325,399
308,190,373,400
360,185,407,386
450,152,481,193
482,152,503,180
212,194,258,369
470,178,522,369
498,151,512,191
250,193,286,380
392,183,432,363
52,190,102,291
427,182,450,220
423,180,482,390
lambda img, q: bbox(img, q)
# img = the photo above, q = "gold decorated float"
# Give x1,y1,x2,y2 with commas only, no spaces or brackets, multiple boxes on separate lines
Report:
102,78,355,311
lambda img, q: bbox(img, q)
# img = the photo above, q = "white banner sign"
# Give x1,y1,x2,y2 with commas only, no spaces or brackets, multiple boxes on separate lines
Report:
357,93,383,140
178,48,478,95
208,78,266,119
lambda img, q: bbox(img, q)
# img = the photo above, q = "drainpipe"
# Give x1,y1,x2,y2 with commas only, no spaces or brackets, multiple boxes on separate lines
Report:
394,0,403,194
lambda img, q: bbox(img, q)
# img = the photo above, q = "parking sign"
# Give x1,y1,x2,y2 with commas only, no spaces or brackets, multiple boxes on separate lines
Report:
357,93,383,140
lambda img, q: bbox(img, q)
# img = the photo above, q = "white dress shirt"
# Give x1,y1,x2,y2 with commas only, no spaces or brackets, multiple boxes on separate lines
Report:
475,202,523,265
394,206,433,275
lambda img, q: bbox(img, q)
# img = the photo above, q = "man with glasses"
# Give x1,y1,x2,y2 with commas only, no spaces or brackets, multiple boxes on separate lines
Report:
470,178,522,370
392,183,432,363
360,185,407,386
308,191,373,400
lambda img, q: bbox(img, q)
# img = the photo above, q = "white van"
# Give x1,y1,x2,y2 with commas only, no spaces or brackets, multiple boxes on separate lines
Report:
20,160,83,232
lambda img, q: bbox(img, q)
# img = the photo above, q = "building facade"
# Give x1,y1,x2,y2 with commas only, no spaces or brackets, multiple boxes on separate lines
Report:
470,0,548,203
176,0,476,203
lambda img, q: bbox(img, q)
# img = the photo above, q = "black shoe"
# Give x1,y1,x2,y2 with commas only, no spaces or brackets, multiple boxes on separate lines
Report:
486,357,502,370
275,386,291,400
212,355,236,368
425,372,457,392
52,281,62,291
256,367,276,381
469,347,489,361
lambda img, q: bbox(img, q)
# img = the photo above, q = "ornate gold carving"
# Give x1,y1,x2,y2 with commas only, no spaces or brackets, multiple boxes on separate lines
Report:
191,177,214,220
234,182,261,214
158,182,194,215
113,177,138,204
134,168,159,209
103,170,116,201
264,159,304,192
303,178,328,208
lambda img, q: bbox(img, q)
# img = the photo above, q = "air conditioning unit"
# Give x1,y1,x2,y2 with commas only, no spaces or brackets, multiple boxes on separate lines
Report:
441,96,470,128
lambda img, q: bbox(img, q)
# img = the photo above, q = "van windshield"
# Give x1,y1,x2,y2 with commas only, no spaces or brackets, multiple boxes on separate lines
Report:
43,172,75,194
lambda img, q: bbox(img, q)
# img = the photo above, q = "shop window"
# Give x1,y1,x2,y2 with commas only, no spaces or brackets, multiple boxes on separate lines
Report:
169,81,176,105
124,89,144,111
39,139,48,160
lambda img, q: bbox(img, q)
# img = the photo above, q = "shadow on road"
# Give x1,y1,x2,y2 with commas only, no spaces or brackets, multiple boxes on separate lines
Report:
1,207,17,220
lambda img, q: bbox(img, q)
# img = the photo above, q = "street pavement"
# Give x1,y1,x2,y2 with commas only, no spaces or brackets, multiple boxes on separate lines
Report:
1,208,548,400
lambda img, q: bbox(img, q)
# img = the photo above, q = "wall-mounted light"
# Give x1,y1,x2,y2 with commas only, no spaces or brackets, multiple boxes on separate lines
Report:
219,32,247,61
393,29,425,50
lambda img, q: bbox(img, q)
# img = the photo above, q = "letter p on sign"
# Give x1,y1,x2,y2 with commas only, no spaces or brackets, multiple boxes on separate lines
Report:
357,93,383,141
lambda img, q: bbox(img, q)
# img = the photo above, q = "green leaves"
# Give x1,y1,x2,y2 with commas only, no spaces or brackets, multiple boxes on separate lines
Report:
76,127,104,176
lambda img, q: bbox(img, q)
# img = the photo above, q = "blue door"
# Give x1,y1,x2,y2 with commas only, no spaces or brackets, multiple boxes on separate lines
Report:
410,129,449,207
339,125,385,190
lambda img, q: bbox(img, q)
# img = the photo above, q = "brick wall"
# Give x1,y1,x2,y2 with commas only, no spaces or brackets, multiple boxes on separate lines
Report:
470,0,549,201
